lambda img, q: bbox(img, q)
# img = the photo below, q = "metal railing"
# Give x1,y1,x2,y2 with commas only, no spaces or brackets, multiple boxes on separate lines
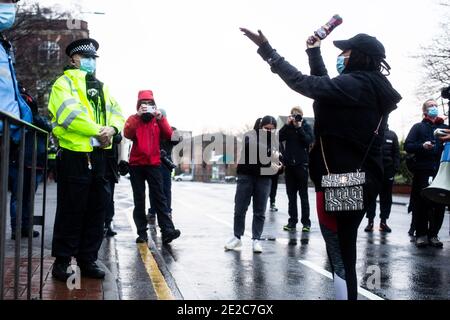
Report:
0,109,48,300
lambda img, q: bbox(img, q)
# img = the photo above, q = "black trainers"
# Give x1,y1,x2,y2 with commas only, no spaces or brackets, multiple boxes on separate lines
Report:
364,222,374,232
11,229,40,240
104,226,117,237
51,261,73,282
136,235,148,243
379,222,392,233
283,224,296,232
429,237,443,248
162,229,181,244
270,203,278,212
147,215,156,226
77,262,105,279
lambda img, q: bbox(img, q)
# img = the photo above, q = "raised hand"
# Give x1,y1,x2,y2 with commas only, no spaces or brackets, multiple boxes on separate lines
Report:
240,28,268,47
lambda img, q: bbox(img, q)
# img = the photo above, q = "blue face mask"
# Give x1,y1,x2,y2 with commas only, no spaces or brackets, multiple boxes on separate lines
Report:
336,55,346,75
80,57,96,74
0,3,17,32
427,106,439,118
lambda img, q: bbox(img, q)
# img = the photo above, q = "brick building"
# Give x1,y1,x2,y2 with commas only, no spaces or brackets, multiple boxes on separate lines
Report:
7,14,89,114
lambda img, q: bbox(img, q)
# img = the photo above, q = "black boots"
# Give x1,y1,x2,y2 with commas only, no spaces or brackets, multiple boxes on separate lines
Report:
104,223,117,237
11,229,40,240
162,229,181,244
51,259,73,282
77,262,106,279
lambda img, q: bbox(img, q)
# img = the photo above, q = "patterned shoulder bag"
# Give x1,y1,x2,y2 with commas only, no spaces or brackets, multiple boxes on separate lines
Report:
320,118,383,213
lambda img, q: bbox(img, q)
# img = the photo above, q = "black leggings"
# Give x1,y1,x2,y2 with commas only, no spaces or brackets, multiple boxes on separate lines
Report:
316,192,365,300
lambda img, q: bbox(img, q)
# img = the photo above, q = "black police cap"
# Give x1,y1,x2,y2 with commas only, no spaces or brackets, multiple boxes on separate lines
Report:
334,33,386,59
65,38,99,58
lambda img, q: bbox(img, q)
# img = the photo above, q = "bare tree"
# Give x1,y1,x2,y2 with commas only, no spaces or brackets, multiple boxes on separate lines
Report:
2,1,82,114
417,0,450,100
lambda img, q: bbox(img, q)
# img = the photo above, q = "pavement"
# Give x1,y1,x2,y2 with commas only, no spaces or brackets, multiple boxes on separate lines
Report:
2,181,118,300
2,179,449,300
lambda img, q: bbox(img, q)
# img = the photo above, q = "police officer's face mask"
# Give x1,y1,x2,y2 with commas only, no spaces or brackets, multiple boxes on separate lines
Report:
80,57,97,74
0,3,17,32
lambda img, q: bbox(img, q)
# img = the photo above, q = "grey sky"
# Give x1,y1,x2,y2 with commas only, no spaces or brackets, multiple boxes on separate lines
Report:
34,0,445,138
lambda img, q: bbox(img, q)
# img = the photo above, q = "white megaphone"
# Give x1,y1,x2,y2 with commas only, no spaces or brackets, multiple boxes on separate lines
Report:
421,142,450,204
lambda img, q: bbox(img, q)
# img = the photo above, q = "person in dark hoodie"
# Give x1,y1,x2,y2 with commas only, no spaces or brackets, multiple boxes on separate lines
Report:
124,90,181,245
405,99,448,248
240,29,402,299
224,116,281,254
364,125,400,233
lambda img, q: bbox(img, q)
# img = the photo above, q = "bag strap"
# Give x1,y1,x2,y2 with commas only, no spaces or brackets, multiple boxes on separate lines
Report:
320,117,383,175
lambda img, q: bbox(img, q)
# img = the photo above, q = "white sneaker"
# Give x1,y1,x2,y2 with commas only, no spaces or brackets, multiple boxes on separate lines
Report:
224,237,242,251
253,239,263,253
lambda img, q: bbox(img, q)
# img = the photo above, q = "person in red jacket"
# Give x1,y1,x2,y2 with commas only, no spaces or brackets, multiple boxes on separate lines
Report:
124,90,181,244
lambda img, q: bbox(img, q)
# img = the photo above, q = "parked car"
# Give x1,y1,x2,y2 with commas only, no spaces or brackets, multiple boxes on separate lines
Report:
174,173,194,182
225,176,237,183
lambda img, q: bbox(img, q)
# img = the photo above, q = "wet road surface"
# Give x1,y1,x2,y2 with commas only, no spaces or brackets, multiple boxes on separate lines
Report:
111,180,450,300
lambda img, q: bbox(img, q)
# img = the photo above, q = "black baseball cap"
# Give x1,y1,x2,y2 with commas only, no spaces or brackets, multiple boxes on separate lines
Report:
333,33,386,59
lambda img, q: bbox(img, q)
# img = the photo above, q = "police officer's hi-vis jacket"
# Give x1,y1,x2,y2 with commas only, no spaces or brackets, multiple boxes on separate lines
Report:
48,68,125,152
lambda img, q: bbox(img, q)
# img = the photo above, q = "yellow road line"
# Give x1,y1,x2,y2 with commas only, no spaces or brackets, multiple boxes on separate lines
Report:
137,243,174,300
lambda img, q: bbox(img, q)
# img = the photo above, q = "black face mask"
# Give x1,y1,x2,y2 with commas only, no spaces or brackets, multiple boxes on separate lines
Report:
141,113,154,123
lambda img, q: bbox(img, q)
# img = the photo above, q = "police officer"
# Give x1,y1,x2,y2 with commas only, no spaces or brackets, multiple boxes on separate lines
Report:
0,0,32,136
48,38,125,281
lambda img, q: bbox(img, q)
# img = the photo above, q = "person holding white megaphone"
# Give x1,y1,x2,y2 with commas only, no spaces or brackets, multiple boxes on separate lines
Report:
405,99,448,248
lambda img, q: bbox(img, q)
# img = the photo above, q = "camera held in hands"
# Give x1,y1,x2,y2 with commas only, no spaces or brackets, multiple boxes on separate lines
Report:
442,86,450,100
160,149,177,170
293,114,303,122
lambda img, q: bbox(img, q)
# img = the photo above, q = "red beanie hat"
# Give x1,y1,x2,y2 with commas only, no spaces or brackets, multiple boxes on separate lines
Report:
137,90,154,110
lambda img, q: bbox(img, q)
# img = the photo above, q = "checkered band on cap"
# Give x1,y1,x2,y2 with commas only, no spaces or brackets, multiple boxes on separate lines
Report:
70,43,97,56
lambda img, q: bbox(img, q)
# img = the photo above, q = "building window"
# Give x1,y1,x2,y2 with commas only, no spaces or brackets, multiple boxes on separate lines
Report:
38,41,60,63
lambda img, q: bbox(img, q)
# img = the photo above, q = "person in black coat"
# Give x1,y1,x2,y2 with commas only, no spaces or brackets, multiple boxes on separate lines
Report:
147,109,181,226
241,29,401,300
9,85,52,239
224,116,281,253
405,99,448,248
279,106,314,232
104,133,122,237
364,125,400,233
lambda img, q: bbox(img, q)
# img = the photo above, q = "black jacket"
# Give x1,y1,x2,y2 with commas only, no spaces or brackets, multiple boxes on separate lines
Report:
161,126,181,160
105,133,123,183
257,44,402,189
279,120,314,167
237,130,273,176
382,128,400,177
404,118,448,172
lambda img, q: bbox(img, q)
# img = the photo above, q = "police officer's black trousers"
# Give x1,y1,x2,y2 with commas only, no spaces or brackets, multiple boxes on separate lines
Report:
52,149,109,264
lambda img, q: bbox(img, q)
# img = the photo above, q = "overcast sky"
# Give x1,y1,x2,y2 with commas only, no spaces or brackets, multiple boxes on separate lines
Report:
33,0,446,138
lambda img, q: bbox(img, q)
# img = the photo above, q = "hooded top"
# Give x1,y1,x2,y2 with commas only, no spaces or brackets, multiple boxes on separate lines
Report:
257,42,402,190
